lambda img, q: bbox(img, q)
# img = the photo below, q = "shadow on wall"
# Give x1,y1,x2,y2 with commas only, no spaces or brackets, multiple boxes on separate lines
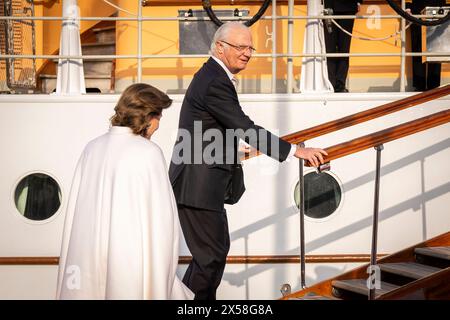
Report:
222,137,450,298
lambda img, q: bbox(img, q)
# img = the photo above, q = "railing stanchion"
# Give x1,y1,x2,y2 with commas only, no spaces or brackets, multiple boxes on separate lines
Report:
298,142,306,289
369,144,383,300
287,0,294,93
400,0,406,92
271,0,277,93
137,0,143,83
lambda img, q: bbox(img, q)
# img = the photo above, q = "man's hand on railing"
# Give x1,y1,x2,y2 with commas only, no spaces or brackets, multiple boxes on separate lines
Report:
294,146,328,167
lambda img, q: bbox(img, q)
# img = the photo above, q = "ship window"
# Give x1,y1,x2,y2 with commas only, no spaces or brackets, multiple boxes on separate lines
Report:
294,172,342,219
14,173,61,221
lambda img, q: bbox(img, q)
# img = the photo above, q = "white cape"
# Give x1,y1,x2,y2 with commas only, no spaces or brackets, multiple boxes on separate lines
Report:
56,126,193,300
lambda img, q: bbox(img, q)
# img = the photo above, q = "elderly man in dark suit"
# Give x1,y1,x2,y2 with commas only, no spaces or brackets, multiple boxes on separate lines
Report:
169,22,327,300
324,0,363,92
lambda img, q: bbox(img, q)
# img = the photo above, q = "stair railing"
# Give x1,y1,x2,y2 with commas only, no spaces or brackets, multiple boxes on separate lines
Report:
243,84,450,160
302,109,450,299
297,141,306,290
242,84,450,293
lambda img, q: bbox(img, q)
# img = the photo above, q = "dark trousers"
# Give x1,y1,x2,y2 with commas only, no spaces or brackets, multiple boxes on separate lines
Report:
324,13,355,92
178,205,230,300
409,0,442,91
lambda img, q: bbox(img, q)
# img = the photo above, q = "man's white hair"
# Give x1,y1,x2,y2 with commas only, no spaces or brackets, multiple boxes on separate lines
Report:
210,22,249,55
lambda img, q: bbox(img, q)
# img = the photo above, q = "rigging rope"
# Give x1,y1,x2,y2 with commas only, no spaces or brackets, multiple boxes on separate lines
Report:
102,0,137,17
329,18,412,41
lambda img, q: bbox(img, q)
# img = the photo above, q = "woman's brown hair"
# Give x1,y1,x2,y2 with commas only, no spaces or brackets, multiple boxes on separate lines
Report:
110,83,172,136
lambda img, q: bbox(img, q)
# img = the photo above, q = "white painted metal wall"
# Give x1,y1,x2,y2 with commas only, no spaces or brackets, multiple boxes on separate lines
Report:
0,93,449,299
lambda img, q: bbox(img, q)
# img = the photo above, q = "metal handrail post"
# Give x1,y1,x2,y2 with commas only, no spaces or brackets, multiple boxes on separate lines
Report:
369,144,383,300
287,0,294,93
298,142,306,289
400,0,406,92
2,51,448,60
272,0,277,93
137,0,143,83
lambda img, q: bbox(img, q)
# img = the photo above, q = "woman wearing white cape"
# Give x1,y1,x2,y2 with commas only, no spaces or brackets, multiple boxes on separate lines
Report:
56,84,194,300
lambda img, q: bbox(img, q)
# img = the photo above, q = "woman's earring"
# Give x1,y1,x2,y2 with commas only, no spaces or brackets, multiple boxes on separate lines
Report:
142,125,150,138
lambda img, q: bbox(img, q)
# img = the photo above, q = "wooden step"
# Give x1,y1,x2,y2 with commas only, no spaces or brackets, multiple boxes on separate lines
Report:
376,266,450,300
292,293,340,300
379,262,441,280
51,59,113,76
415,247,450,261
92,26,115,43
81,42,116,55
39,74,112,93
39,74,111,80
82,60,113,76
332,279,399,298
92,26,115,33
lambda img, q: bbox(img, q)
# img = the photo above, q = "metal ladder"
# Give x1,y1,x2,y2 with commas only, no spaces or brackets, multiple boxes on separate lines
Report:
1,0,36,92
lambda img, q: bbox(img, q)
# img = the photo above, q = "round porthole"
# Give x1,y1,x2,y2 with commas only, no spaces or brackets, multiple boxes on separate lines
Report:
14,173,62,221
294,171,342,220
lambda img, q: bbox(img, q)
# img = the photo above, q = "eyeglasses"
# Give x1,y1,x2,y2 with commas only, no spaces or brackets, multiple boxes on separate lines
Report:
219,40,256,54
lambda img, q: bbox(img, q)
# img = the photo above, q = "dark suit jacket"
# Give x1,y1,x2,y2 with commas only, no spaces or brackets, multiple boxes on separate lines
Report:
324,0,363,14
169,58,291,212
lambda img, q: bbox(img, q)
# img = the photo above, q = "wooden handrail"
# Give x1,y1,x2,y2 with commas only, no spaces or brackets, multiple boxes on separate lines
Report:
143,0,312,5
0,257,60,265
284,85,450,143
183,254,387,264
242,84,450,161
0,254,387,265
315,109,450,165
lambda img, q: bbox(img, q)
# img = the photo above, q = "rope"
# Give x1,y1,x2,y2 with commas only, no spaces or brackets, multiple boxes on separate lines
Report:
329,18,412,41
102,0,136,17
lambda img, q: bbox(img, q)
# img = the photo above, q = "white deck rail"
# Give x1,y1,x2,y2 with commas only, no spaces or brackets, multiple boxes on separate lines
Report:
0,0,448,93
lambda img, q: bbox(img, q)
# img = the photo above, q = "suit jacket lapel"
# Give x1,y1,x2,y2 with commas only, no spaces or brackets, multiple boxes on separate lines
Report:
206,58,233,80
205,57,238,94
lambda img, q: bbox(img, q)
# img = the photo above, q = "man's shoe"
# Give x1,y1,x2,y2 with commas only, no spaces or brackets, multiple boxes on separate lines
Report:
335,88,349,93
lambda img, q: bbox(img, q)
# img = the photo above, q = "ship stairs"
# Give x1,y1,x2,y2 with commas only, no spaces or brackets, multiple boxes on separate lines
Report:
261,85,450,300
37,17,116,94
282,232,450,300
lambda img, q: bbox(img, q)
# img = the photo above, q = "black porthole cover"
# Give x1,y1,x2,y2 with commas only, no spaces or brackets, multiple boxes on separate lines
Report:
294,172,342,219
